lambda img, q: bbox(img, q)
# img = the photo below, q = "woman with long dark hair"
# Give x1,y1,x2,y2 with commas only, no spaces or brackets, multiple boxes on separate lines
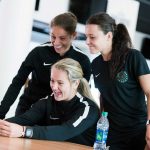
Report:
85,12,150,150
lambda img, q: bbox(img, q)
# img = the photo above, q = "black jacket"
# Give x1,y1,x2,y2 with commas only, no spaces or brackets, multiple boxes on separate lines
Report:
0,42,91,118
7,95,100,146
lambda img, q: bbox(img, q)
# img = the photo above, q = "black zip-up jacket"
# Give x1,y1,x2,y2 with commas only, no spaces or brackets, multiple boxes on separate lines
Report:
7,95,100,146
0,42,91,119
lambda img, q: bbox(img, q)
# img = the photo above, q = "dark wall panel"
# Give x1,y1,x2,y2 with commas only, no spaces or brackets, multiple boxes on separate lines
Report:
141,38,150,59
69,0,107,24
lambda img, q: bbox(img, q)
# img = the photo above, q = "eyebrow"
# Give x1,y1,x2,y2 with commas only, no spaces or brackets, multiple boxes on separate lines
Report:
50,33,68,36
51,79,64,82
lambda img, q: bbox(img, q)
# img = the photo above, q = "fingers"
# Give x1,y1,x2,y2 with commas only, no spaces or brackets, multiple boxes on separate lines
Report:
0,120,11,137
0,120,23,137
0,122,11,132
0,128,10,137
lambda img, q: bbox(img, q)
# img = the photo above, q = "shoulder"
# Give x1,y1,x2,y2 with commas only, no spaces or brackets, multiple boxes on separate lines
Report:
71,45,89,59
81,97,100,119
128,48,142,56
30,42,52,53
127,49,150,75
27,42,54,58
127,49,146,61
77,94,99,111
75,95,100,119
92,54,102,65
32,95,53,108
35,95,49,104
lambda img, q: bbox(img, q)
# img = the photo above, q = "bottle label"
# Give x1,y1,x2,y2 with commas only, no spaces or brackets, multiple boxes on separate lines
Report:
95,129,108,143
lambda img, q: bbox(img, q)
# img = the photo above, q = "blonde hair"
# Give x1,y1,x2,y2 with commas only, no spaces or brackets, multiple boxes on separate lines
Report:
51,58,94,101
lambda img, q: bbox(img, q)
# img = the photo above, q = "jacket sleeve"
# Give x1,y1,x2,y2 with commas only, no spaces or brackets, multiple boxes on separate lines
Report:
6,99,47,125
81,56,91,82
0,49,37,119
31,101,99,141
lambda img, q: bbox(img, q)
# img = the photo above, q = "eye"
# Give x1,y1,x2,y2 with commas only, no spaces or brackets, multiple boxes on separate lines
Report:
50,80,54,84
50,35,56,41
58,82,64,85
90,36,95,39
60,37,67,41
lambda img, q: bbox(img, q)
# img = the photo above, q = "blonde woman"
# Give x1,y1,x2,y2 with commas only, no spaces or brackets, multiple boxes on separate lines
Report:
0,58,99,147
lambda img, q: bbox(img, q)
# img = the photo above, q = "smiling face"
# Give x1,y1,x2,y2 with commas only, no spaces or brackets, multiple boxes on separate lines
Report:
50,67,78,101
50,26,76,56
85,24,112,56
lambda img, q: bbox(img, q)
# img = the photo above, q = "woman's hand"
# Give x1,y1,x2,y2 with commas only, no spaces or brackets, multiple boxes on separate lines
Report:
0,119,24,137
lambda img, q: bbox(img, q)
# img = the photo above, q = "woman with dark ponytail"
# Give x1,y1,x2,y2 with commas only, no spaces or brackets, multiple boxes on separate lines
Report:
85,12,150,150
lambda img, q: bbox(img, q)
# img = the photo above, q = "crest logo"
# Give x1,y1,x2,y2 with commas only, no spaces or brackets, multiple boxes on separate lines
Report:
116,71,128,83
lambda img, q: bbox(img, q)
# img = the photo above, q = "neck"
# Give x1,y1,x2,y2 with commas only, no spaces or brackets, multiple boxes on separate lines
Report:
101,52,111,61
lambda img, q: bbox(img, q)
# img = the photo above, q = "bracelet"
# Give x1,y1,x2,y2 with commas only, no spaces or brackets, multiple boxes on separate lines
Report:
146,120,150,125
21,126,25,137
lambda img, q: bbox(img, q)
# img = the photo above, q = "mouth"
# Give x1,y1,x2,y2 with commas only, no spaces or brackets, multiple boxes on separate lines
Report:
53,91,62,98
54,45,62,50
88,45,94,48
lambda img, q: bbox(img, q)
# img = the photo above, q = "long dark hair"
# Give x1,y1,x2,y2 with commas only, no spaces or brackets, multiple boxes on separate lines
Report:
86,12,133,79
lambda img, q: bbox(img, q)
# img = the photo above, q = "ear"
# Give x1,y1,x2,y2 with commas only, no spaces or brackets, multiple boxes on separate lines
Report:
106,32,113,41
71,32,77,40
73,79,80,90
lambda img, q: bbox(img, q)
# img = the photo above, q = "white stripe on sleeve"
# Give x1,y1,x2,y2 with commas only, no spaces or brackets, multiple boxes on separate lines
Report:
73,97,90,127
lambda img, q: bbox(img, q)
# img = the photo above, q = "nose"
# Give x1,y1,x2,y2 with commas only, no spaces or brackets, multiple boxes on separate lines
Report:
50,82,58,90
86,37,90,45
52,38,60,45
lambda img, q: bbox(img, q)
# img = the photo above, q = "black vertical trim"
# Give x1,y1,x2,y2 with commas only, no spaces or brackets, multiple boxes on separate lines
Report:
35,0,40,11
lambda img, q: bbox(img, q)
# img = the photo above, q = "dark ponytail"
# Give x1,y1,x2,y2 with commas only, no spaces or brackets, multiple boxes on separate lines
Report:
110,23,133,78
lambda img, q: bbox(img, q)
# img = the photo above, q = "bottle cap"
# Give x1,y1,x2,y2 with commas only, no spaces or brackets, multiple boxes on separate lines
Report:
102,111,108,117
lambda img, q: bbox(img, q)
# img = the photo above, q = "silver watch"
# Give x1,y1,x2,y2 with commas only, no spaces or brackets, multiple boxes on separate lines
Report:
25,126,33,138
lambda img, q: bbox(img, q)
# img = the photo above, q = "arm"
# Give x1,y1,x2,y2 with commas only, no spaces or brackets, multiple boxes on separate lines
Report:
139,74,150,148
30,102,99,141
6,99,47,125
0,99,47,137
0,50,36,119
2,100,99,141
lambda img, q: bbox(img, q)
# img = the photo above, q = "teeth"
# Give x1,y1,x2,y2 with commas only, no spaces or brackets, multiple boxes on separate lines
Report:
55,46,62,48
54,92,61,96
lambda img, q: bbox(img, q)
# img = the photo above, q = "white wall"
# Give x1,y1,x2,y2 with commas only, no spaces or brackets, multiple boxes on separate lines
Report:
106,0,140,43
0,0,36,118
34,0,69,23
2,0,69,118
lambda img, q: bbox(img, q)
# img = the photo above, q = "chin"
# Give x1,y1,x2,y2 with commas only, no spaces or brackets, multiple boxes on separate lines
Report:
55,50,62,54
90,50,99,54
89,48,98,54
54,96,63,101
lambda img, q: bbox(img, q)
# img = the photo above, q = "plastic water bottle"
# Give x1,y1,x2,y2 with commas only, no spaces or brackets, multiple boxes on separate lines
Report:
94,111,109,150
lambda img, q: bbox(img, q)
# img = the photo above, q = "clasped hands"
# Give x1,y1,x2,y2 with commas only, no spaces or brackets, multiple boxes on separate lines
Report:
0,119,23,137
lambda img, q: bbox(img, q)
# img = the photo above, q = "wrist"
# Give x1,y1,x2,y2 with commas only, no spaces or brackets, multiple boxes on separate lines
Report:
21,126,25,137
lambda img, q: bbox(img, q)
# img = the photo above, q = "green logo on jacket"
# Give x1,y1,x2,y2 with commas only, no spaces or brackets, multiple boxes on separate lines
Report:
116,71,128,83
